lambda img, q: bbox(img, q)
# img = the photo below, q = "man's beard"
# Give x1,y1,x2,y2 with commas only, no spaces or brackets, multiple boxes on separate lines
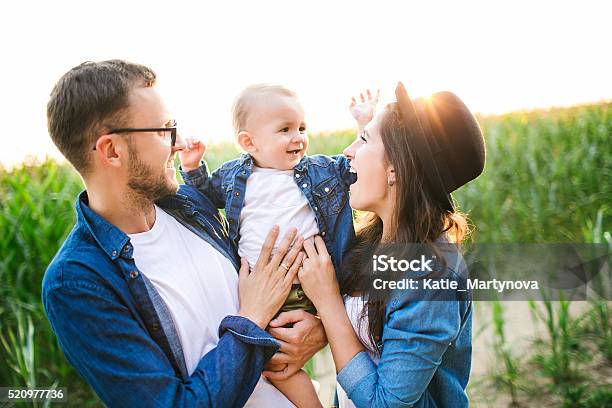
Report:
126,145,178,208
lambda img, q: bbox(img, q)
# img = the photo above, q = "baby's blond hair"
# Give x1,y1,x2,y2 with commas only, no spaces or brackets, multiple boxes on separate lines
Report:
231,84,297,134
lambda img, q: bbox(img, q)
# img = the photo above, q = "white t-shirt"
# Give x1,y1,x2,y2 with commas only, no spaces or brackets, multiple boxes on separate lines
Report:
238,166,319,269
337,296,380,408
129,205,293,407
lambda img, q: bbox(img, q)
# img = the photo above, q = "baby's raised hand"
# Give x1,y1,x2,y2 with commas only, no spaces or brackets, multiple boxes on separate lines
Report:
349,89,380,128
179,137,207,172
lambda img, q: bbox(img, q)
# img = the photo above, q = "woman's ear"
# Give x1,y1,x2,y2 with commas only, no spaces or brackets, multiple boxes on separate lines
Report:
237,131,257,153
387,167,396,186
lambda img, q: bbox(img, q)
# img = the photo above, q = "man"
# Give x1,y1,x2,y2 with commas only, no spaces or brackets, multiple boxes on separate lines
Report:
42,60,326,407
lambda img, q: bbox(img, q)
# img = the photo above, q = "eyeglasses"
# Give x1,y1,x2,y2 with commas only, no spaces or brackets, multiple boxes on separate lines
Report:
92,119,177,150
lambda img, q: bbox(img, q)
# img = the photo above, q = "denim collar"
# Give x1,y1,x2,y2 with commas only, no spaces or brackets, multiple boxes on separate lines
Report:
76,190,196,261
293,156,309,173
156,191,198,214
238,153,309,173
76,191,130,261
238,153,254,169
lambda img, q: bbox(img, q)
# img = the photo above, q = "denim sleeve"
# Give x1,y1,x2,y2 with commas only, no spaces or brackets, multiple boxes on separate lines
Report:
44,281,279,408
337,297,462,407
331,154,357,188
180,161,226,209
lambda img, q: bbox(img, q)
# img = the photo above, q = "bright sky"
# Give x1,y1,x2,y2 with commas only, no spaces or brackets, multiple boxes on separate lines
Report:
0,0,610,168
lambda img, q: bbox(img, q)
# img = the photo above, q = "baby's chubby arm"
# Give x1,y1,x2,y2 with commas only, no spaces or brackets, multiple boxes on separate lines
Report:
179,138,227,208
332,89,381,187
179,137,207,173
349,88,380,134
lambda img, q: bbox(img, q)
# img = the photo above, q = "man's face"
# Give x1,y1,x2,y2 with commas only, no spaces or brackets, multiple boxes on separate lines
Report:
245,95,308,170
123,87,181,202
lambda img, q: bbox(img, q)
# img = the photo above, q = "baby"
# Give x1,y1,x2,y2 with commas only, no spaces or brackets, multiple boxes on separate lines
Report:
179,84,361,407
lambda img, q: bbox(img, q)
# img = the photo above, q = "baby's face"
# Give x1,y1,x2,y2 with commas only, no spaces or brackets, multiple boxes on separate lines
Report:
245,95,308,170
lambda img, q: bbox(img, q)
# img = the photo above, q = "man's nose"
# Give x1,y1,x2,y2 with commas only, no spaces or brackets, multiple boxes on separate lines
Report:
172,133,186,152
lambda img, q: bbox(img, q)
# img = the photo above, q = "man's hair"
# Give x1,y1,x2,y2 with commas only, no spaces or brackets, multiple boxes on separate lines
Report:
231,84,297,134
46,60,156,175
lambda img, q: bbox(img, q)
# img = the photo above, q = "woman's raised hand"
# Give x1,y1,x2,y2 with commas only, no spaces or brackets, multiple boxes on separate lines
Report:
349,89,380,129
238,226,304,329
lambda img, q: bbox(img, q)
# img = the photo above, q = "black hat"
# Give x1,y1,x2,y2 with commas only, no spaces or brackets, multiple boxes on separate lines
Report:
395,82,486,211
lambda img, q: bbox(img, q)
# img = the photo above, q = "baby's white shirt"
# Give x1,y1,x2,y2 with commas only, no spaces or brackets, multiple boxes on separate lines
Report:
238,166,319,269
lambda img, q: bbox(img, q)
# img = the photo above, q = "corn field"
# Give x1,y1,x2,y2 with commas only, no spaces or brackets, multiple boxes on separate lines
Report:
0,103,610,407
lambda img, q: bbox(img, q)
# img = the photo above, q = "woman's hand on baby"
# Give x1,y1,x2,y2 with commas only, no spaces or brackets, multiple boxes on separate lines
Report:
298,236,341,310
349,89,380,129
178,137,207,172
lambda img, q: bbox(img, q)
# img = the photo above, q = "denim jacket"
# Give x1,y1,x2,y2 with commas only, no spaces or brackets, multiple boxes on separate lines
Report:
181,153,357,273
337,246,473,407
41,186,280,407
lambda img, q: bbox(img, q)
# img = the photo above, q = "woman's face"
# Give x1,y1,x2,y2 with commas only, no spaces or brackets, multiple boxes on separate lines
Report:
343,112,393,213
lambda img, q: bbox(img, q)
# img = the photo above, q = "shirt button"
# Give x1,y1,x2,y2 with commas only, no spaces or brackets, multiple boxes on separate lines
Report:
324,187,330,192
314,206,318,211
111,250,117,257
302,183,307,188
152,323,160,331
123,244,131,253
130,271,139,279
295,173,301,178
321,231,326,237
235,191,240,197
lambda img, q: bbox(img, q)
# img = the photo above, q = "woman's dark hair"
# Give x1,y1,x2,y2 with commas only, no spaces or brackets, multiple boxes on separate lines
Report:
340,102,470,350
47,60,156,175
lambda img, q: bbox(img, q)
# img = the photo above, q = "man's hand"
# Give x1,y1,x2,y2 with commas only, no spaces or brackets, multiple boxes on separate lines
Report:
263,310,327,380
178,137,207,172
349,89,380,130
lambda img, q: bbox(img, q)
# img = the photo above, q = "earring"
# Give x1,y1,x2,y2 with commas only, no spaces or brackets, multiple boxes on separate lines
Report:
387,176,395,186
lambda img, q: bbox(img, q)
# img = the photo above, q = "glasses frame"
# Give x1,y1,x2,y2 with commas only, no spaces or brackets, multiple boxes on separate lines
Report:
92,119,177,150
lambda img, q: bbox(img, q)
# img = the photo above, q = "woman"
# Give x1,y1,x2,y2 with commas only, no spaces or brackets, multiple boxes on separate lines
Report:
297,83,485,407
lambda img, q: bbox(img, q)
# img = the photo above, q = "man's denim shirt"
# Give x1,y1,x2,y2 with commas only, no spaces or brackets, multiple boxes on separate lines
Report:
41,186,280,407
181,153,357,274
337,245,473,407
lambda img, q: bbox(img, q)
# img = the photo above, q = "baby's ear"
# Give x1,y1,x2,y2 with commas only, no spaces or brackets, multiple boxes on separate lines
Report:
237,131,257,153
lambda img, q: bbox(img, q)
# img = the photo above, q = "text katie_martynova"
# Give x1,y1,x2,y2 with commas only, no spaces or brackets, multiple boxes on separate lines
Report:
371,255,540,293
